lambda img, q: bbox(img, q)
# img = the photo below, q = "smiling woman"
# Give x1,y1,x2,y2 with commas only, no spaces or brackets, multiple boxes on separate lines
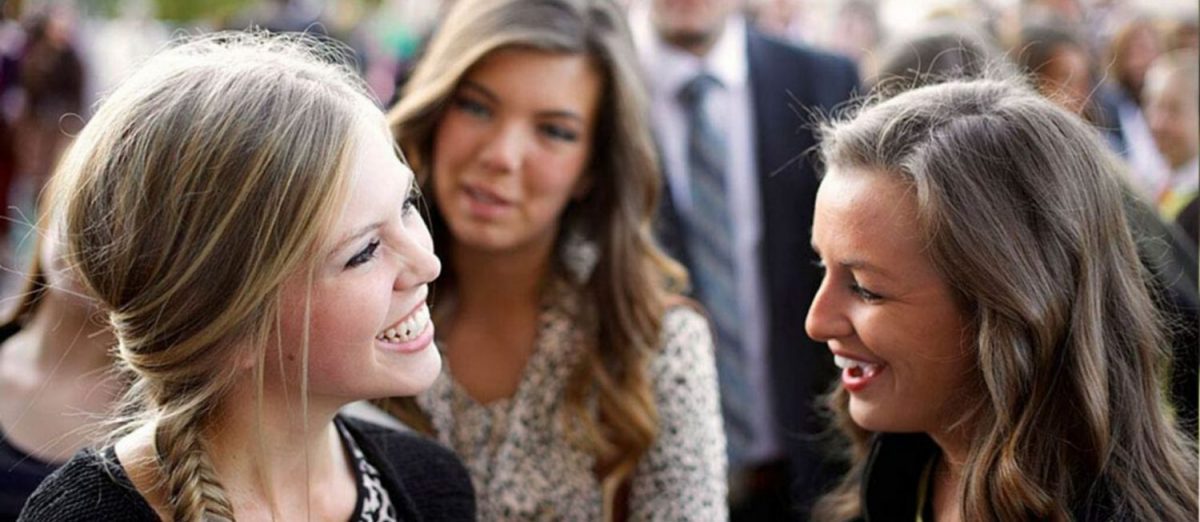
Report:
17,33,474,522
809,78,1198,522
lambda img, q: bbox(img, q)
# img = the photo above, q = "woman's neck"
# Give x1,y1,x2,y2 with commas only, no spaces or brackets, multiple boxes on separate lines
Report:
19,291,114,373
448,239,553,315
202,377,355,519
116,377,357,521
928,430,969,522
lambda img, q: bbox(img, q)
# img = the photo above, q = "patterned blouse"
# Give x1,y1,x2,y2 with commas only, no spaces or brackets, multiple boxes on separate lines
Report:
336,418,396,522
417,279,729,520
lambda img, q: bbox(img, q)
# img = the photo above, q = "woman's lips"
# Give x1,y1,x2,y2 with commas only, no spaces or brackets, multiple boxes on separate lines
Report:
375,303,434,354
461,184,513,220
833,353,886,393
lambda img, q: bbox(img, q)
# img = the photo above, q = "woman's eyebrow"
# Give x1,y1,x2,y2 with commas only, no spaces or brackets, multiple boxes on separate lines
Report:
333,222,384,253
461,80,584,122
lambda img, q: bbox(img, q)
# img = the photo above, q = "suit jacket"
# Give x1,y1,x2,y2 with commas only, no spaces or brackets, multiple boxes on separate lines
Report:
654,29,860,517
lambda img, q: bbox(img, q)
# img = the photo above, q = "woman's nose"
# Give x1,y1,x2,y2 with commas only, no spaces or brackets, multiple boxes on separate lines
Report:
478,123,526,174
805,276,852,343
395,233,442,291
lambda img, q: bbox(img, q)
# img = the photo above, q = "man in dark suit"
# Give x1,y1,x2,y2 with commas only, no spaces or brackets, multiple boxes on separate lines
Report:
632,1,859,518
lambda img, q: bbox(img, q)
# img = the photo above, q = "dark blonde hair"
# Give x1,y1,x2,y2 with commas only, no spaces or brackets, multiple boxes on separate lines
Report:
814,78,1198,521
49,33,381,521
383,0,685,512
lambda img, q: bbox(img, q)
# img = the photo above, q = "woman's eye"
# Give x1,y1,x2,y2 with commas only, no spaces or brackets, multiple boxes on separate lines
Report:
402,187,421,216
453,96,490,118
849,282,883,303
345,239,381,269
539,123,579,142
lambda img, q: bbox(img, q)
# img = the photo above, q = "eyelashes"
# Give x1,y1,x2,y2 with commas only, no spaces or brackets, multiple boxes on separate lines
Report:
345,185,422,270
403,188,420,215
812,258,884,302
453,95,490,119
538,123,579,142
345,239,381,269
452,93,581,143
849,283,883,302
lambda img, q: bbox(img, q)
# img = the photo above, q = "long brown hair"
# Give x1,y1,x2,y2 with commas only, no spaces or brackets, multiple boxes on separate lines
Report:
48,33,378,521
813,78,1198,521
383,0,686,510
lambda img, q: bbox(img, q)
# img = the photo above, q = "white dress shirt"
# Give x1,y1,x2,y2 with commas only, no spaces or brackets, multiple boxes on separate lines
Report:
1116,96,1171,200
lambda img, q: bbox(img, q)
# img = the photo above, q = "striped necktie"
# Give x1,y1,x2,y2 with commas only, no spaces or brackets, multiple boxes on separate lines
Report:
677,73,754,466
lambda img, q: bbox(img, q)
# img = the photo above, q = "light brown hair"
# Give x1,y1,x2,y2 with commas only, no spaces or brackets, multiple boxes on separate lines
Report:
383,0,686,513
49,32,380,521
813,78,1198,521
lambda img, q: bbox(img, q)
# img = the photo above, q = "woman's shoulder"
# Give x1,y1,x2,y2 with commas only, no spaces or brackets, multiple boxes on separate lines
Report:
657,301,714,355
18,447,157,521
648,302,720,397
339,416,475,520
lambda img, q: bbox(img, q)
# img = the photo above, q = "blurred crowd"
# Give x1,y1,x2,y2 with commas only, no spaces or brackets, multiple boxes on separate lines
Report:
0,0,1193,302
0,0,1196,283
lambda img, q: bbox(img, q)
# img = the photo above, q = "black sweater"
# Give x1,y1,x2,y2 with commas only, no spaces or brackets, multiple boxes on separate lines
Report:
855,433,1117,522
17,416,475,521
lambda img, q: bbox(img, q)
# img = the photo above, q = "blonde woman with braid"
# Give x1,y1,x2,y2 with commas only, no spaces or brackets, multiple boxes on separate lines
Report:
383,0,727,519
18,33,474,521
807,78,1198,521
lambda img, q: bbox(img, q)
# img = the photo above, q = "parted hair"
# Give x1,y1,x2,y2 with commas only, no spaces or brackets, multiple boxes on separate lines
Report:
383,0,686,514
813,79,1198,521
47,32,379,521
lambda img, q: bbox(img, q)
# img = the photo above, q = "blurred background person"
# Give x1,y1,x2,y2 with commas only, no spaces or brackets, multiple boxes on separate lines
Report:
1142,49,1198,234
1017,24,1116,139
629,0,859,518
12,5,81,212
750,0,810,43
1101,17,1170,200
386,0,729,519
870,21,1005,97
0,3,17,257
1166,14,1198,51
824,0,881,73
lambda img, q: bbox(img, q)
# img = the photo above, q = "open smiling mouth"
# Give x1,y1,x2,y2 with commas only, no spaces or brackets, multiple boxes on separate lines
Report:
376,304,431,344
833,354,885,392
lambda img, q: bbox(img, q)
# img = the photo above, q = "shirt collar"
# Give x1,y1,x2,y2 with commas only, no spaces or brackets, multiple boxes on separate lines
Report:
635,11,749,100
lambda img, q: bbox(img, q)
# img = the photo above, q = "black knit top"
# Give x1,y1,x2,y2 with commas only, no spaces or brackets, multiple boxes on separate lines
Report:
17,416,475,521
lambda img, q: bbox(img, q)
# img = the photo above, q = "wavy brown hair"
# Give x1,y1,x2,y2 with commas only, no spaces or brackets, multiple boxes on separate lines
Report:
381,0,685,513
813,78,1198,521
48,33,378,521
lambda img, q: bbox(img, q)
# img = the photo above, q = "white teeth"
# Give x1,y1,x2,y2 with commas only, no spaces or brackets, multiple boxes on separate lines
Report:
833,355,850,369
833,355,879,372
468,187,504,205
377,305,430,343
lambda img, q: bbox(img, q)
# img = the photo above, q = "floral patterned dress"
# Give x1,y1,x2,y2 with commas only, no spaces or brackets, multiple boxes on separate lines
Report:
417,279,728,521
